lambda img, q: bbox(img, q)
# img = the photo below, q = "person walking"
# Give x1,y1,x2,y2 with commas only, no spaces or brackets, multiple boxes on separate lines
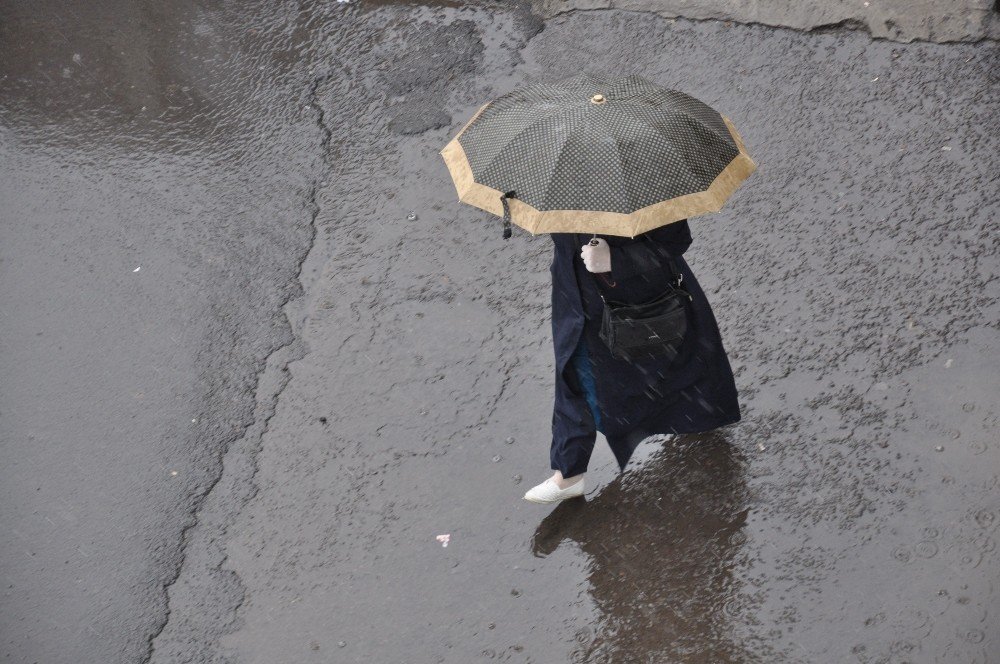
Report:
522,221,741,503
439,72,757,504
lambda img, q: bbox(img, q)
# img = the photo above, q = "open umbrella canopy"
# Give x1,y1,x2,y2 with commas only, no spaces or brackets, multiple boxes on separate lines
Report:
440,72,757,238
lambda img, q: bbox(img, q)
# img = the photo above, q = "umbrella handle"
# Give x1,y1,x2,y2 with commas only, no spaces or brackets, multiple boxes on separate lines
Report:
585,234,615,286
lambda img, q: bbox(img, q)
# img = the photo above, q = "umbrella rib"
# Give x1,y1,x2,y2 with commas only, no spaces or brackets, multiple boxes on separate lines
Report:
468,106,569,177
618,107,731,195
618,103,733,149
595,113,632,213
537,129,578,210
532,108,593,209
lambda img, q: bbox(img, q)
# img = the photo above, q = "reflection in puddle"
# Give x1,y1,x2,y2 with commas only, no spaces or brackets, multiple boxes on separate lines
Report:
532,433,754,662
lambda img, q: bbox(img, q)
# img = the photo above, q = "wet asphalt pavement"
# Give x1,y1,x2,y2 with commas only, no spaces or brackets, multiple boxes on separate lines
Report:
1,2,998,663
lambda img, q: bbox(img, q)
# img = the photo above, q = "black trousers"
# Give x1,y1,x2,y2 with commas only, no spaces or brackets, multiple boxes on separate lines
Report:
550,334,603,476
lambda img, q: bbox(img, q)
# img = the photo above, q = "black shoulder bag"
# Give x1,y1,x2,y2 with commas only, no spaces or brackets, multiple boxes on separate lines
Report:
586,237,693,363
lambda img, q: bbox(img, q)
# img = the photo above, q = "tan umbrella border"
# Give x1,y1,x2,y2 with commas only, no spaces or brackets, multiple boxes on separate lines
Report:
440,101,758,238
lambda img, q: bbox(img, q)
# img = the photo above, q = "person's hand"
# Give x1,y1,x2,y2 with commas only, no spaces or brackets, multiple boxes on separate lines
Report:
580,237,611,273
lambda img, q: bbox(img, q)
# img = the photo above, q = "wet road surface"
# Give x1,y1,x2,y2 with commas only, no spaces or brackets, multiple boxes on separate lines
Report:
1,2,998,663
1,1,322,661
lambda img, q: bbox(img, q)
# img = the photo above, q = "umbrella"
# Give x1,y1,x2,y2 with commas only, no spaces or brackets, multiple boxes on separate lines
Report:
440,72,756,238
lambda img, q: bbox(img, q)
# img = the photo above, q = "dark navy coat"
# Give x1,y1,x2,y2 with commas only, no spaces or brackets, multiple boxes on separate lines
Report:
549,219,741,473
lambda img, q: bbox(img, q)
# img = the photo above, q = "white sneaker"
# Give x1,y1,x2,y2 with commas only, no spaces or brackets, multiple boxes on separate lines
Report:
522,476,585,504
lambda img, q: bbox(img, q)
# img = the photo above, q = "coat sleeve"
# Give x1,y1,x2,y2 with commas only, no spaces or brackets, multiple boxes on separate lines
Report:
608,219,692,282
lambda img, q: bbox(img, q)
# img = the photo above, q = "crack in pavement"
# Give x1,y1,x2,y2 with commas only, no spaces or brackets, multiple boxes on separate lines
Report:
145,72,335,664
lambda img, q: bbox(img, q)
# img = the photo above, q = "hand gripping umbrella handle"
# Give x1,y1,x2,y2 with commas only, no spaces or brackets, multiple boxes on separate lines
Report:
499,191,516,240
588,235,616,289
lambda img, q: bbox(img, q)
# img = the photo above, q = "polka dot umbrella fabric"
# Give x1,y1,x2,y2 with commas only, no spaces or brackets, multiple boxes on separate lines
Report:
440,72,757,237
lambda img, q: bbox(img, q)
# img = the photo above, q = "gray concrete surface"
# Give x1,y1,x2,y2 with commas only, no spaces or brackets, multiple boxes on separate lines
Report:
2,1,998,663
531,0,1000,43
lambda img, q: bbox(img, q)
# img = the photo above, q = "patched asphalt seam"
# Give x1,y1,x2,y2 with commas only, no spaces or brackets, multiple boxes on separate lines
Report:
142,73,334,664
549,7,1000,44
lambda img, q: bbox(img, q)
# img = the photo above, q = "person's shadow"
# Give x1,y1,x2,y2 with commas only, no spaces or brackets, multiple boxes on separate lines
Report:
531,432,754,663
